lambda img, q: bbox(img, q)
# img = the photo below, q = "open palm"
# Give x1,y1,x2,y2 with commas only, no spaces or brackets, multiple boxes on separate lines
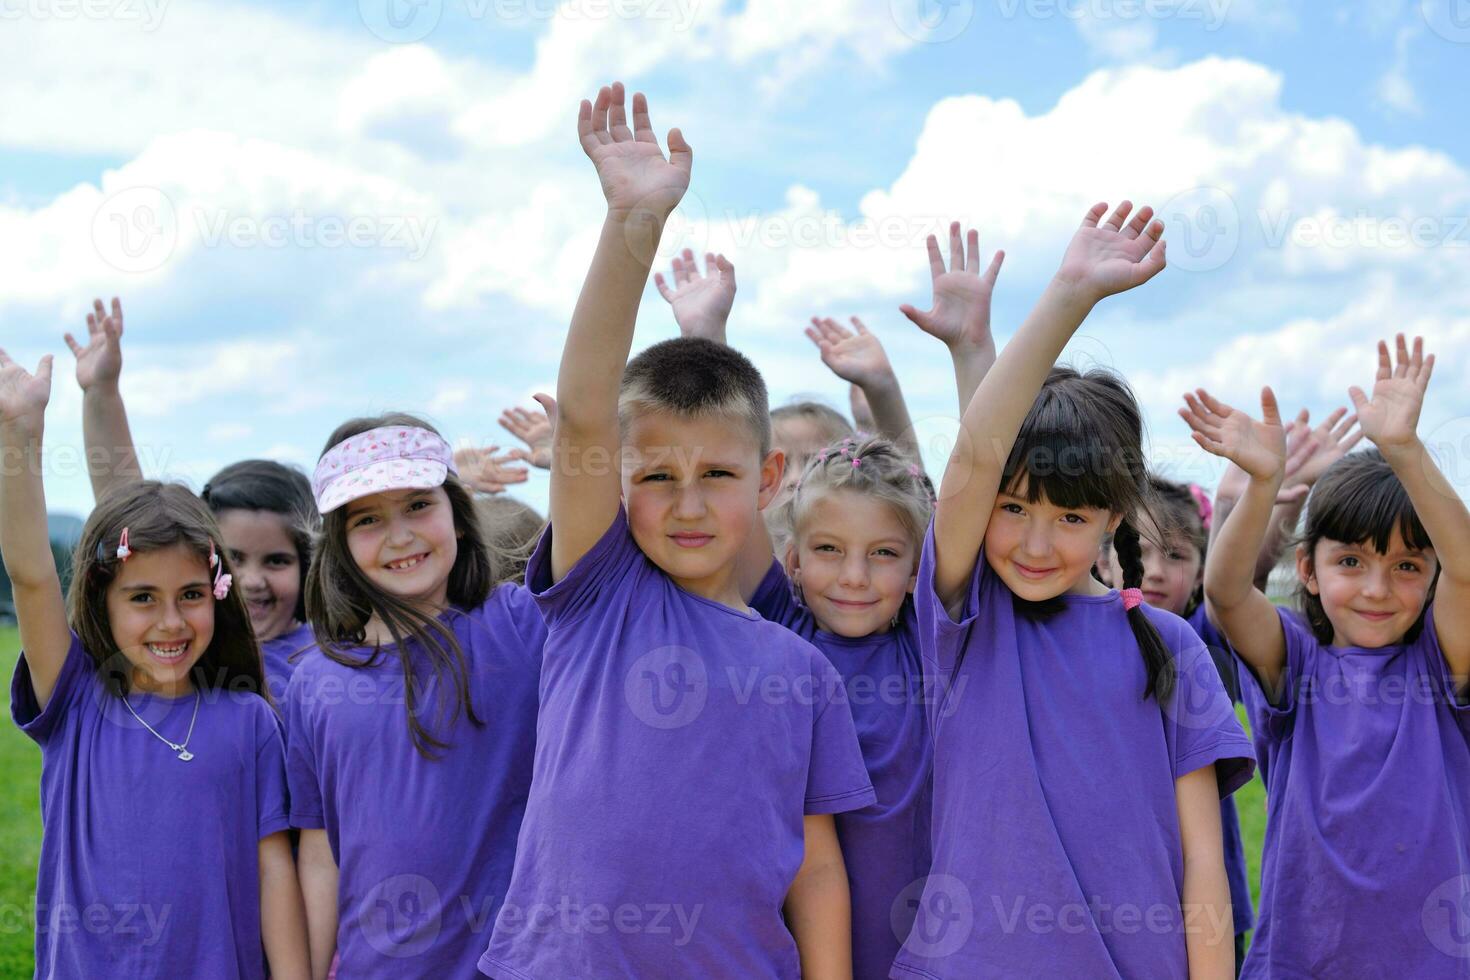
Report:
900,221,1003,348
0,349,53,429
579,82,691,220
1180,387,1287,482
65,297,124,391
805,316,893,388
1349,334,1433,450
498,400,554,470
655,249,735,340
1056,201,1167,300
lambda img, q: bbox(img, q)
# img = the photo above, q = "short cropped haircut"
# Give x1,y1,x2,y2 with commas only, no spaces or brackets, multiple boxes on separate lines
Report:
619,337,772,457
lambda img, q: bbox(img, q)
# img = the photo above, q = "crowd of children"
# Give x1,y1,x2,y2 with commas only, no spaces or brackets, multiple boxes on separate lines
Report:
3,81,1466,979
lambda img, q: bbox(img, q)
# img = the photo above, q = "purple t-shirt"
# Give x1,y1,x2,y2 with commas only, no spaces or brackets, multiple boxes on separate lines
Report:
284,584,544,978
890,524,1256,980
1186,603,1255,937
1240,605,1470,979
480,507,876,980
752,560,933,980
11,634,288,979
260,620,315,703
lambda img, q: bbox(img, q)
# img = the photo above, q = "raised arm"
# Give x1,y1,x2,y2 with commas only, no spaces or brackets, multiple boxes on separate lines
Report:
1184,388,1290,694
549,82,691,582
804,316,921,462
899,221,1004,413
931,202,1166,612
452,445,530,495
497,395,556,470
0,350,72,709
654,248,735,345
65,297,141,502
1350,335,1470,683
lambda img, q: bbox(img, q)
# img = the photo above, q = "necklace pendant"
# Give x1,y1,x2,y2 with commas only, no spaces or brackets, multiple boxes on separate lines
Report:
176,749,194,761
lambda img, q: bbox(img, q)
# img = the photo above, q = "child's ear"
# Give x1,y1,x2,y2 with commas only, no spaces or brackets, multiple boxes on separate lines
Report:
1295,543,1318,594
757,448,786,510
1106,512,1124,535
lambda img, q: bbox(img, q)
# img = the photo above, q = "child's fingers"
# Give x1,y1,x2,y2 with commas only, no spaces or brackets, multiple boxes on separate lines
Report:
948,221,963,272
703,252,717,280
1340,428,1364,454
1375,339,1391,380
1188,430,1226,457
1421,352,1435,389
1103,200,1134,231
715,254,735,289
654,273,674,301
925,234,944,279
984,249,1005,284
631,91,654,143
666,127,692,174
1194,388,1230,418
1276,484,1310,505
1122,206,1154,240
965,228,979,273
803,326,823,348
1259,386,1281,426
607,82,632,141
1347,385,1369,413
36,355,53,385
850,316,869,336
63,333,83,357
1080,202,1109,228
1138,236,1166,279
898,303,929,330
1331,413,1357,441
0,346,13,368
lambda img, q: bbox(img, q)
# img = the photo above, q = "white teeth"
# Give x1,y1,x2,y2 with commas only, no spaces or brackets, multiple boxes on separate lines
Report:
386,554,426,570
148,643,188,658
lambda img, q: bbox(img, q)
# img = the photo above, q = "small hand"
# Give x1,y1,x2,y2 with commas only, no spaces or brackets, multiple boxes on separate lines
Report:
0,348,54,430
578,82,692,221
804,316,895,389
1348,334,1433,451
1282,406,1362,490
654,249,735,342
497,397,555,470
64,297,124,392
1180,387,1287,482
899,221,1003,349
1055,201,1167,302
453,445,530,495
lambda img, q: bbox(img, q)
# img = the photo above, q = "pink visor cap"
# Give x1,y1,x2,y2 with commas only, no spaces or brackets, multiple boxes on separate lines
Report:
312,425,458,514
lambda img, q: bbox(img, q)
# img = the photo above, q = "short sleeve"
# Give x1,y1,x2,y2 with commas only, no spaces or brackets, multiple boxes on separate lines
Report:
525,505,642,631
750,560,813,636
803,651,877,815
478,583,549,663
1419,604,1470,717
1162,630,1257,798
1239,607,1317,741
914,520,987,674
254,706,291,839
283,665,325,830
10,633,91,744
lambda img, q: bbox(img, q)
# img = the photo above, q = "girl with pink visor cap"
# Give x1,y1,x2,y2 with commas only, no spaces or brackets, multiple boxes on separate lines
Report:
285,412,545,980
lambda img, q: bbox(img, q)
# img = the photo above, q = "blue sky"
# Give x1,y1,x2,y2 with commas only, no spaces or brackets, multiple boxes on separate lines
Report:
2,0,1468,516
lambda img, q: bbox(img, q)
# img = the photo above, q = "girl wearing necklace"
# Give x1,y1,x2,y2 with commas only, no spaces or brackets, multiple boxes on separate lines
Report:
0,349,310,978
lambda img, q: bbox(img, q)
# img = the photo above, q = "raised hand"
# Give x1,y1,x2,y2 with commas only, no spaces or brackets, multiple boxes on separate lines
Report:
1180,387,1287,482
578,82,691,222
498,397,555,470
0,349,54,432
804,316,895,389
899,221,1003,349
64,297,124,392
1055,201,1167,302
1348,334,1433,451
453,445,530,495
654,249,735,342
1283,405,1363,490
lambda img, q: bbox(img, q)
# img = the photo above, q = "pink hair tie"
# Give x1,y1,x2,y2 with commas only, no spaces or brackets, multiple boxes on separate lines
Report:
115,527,131,561
208,541,232,601
1187,484,1214,531
851,458,862,468
1121,587,1144,611
908,464,920,477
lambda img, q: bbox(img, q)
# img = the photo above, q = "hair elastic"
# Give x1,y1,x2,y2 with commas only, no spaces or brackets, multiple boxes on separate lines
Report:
1121,587,1144,611
115,528,131,562
1187,484,1214,531
208,541,232,600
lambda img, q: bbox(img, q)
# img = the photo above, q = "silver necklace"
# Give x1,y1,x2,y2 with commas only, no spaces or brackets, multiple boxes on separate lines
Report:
121,690,201,762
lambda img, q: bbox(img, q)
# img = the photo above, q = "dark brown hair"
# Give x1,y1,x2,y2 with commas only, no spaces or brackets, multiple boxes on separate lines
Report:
1145,475,1210,617
68,481,264,700
1001,366,1175,702
201,459,319,623
304,412,502,758
619,337,772,456
1295,449,1436,645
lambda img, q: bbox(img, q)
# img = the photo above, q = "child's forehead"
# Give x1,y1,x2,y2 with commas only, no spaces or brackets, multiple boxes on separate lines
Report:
1320,530,1433,558
110,542,209,585
799,490,912,540
624,412,762,462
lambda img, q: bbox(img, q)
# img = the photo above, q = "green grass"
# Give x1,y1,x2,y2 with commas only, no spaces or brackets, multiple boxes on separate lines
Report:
0,627,41,978
0,628,1268,974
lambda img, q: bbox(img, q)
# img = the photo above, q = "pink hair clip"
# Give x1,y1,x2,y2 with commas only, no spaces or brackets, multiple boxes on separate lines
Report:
208,541,232,601
851,457,863,468
1121,587,1144,611
1187,484,1214,531
907,464,920,477
115,528,131,561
